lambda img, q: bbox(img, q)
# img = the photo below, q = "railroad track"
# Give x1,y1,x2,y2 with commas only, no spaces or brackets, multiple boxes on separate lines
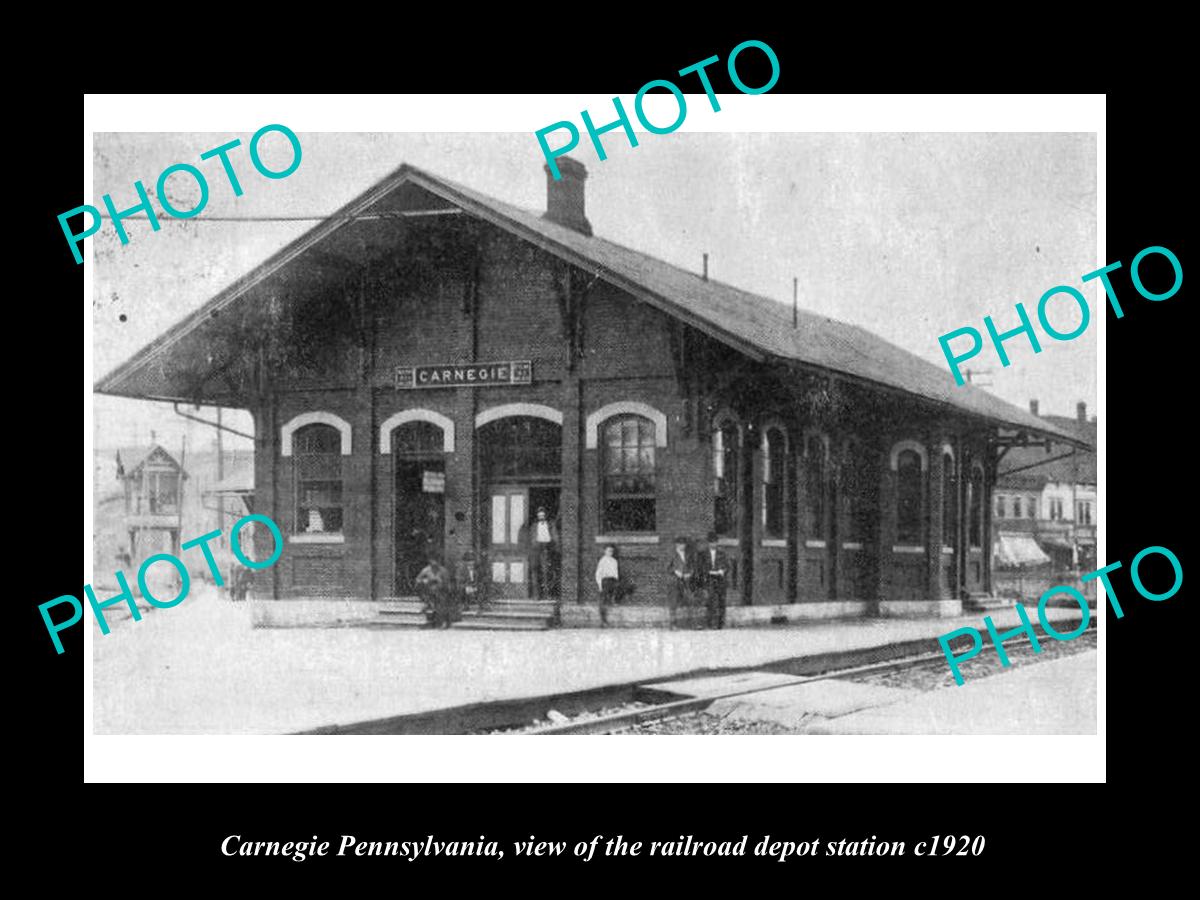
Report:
300,618,1093,735
524,630,1071,735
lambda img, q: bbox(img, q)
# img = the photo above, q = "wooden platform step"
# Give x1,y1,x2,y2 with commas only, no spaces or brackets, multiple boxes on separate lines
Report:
368,597,556,630
962,595,1017,612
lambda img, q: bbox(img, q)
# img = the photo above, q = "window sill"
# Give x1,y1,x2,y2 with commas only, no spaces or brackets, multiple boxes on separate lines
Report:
892,545,925,554
804,540,827,549
842,542,863,551
761,539,787,548
942,546,955,555
716,538,739,547
289,534,346,544
595,534,660,544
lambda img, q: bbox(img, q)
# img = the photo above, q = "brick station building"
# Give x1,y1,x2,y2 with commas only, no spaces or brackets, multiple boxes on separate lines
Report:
96,155,1087,624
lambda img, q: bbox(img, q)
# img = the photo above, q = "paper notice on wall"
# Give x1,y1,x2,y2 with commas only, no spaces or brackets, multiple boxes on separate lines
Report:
422,470,445,493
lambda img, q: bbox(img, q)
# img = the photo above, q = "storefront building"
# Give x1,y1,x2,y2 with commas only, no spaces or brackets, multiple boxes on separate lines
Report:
96,156,1085,620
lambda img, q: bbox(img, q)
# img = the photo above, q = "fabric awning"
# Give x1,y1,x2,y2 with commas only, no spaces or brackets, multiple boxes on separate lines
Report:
996,532,1052,567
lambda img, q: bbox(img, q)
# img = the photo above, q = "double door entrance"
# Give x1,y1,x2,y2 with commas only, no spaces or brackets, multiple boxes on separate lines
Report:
488,484,559,600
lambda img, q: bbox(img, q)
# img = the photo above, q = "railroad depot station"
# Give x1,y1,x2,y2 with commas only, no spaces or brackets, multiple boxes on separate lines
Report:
96,156,1090,628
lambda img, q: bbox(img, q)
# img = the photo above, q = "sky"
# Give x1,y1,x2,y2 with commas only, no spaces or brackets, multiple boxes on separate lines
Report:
92,131,1097,455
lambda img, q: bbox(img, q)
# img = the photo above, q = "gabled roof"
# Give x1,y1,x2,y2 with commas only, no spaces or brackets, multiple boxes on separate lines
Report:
95,162,1086,448
121,444,186,479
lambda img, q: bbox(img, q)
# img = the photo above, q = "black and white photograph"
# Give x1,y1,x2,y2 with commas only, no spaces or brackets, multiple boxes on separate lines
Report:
88,125,1098,741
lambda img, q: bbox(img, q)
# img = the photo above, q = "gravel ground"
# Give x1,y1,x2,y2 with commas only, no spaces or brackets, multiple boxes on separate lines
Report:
476,702,654,734
618,711,795,735
620,627,1097,735
839,626,1096,692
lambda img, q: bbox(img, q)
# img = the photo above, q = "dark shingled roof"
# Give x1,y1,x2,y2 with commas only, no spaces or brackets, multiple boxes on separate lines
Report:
95,162,1085,448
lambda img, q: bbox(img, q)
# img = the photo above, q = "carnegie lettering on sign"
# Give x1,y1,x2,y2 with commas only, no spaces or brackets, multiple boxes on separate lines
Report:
395,361,533,389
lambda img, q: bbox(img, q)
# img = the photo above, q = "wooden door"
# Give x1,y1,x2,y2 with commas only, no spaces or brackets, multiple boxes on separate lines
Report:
395,459,446,595
489,487,529,599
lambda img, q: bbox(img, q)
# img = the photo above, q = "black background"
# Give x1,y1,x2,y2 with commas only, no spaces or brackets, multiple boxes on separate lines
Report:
19,24,1188,886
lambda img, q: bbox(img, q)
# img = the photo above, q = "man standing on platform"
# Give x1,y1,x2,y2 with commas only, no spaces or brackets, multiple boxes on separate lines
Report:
666,536,694,628
700,531,731,630
530,507,558,600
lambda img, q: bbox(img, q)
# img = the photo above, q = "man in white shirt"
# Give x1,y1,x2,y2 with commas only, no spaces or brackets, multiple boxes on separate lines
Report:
595,545,620,626
529,507,559,599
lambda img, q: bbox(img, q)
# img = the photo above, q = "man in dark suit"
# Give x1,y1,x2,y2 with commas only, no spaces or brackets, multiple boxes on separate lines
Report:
528,507,559,600
699,531,731,629
665,536,694,628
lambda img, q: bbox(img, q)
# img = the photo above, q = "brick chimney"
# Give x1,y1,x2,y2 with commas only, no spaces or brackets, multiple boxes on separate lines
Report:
1029,399,1039,417
1077,401,1087,423
543,155,592,236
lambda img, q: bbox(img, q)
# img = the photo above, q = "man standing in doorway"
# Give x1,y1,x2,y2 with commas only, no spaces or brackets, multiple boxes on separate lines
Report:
700,531,730,630
530,507,558,600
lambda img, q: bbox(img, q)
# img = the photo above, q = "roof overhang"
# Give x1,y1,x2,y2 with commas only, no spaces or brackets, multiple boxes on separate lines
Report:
93,163,1095,454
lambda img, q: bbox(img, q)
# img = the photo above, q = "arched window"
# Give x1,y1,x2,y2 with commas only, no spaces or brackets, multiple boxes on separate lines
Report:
995,495,1006,519
968,464,984,548
602,415,657,532
294,423,343,535
804,434,828,539
942,452,958,545
481,416,561,481
713,418,741,538
895,448,923,545
762,426,787,539
393,420,444,457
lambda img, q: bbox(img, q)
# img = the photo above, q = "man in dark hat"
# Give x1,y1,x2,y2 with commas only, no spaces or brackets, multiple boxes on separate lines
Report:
699,531,731,629
415,553,452,628
665,536,694,628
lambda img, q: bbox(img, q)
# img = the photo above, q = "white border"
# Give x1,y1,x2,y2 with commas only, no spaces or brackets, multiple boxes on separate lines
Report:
280,411,353,456
84,93,1105,785
584,401,668,449
378,409,455,454
475,402,563,428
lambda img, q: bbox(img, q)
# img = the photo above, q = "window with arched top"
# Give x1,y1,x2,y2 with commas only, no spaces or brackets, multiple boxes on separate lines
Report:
393,420,444,457
942,452,958,545
713,418,741,538
762,426,787,539
294,423,343,535
895,448,924,545
803,434,828,539
968,464,984,548
602,415,657,532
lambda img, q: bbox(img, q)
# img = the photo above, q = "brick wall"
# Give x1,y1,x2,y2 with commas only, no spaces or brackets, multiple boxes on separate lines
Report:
254,217,1005,612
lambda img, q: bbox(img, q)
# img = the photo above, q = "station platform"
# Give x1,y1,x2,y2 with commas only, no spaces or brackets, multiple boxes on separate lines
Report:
92,586,1093,735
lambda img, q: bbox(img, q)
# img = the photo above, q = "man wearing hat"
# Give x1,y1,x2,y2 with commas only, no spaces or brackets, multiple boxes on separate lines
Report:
529,506,558,600
665,536,694,628
455,549,485,615
699,531,731,629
